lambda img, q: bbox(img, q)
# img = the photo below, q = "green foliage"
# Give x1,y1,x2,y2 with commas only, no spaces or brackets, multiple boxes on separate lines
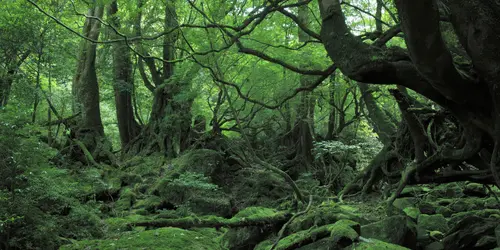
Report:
0,110,104,249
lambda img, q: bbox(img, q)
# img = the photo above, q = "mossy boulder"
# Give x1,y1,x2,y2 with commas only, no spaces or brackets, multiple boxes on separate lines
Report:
60,227,223,250
231,168,291,209
360,215,417,249
448,209,500,228
435,206,453,217
427,184,463,199
393,197,418,210
418,214,449,233
222,207,283,249
153,172,231,217
418,202,437,215
449,199,478,212
255,220,360,250
287,201,366,234
484,197,500,209
462,183,487,197
346,238,410,250
400,186,431,197
104,214,149,235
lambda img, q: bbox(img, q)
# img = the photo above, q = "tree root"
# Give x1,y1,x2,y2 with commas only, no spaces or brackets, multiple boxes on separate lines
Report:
271,195,313,250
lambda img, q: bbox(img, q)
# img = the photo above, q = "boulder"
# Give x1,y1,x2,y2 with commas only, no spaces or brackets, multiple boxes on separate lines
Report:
361,215,416,249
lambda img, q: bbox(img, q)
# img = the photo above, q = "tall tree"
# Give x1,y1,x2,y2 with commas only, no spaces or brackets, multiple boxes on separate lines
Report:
72,5,106,156
108,0,141,148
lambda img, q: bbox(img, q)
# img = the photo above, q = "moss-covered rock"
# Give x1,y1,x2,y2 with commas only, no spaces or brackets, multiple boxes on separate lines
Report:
496,224,500,247
105,214,149,234
393,197,418,211
435,206,453,218
484,197,500,209
427,184,463,199
287,201,366,234
60,227,223,250
448,209,500,228
360,215,416,249
449,199,478,212
346,238,410,250
231,168,291,209
418,202,437,215
417,214,449,233
463,183,487,197
255,220,360,250
400,186,431,197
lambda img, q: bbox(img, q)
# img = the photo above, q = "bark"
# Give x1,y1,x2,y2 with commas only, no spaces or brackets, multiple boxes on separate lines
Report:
288,2,315,171
108,1,141,148
358,83,396,147
72,6,106,157
0,50,30,107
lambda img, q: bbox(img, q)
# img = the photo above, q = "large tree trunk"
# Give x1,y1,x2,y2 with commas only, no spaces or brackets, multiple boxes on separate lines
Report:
71,6,107,160
319,0,500,197
127,0,193,157
108,1,141,149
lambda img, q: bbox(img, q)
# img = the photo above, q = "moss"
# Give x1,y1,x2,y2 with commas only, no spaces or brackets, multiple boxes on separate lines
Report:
105,214,149,234
256,220,359,250
233,207,278,219
288,201,364,233
114,188,137,211
448,209,500,227
60,227,224,250
346,238,410,250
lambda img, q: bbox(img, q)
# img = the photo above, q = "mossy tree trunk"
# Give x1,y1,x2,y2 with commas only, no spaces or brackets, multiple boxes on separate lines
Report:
108,1,141,149
320,0,500,196
71,5,108,161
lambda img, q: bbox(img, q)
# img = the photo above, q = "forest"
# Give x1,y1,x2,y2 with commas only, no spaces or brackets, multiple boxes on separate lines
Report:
1,0,500,249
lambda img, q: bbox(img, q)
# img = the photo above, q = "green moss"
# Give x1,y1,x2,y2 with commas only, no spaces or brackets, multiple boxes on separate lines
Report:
233,207,278,219
347,238,410,250
256,220,359,250
288,202,364,233
60,227,224,250
105,214,149,234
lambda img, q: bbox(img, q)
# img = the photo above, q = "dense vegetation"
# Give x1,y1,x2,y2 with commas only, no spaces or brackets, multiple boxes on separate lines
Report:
1,0,500,249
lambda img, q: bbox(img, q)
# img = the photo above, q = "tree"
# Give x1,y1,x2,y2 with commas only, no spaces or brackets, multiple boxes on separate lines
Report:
319,0,500,197
108,0,141,148
71,5,108,160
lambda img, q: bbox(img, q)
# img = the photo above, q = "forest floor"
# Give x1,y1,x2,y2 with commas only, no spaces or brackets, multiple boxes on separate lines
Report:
52,149,500,250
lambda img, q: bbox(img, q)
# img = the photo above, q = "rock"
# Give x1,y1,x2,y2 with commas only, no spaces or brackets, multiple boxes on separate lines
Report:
463,183,487,197
346,238,410,250
222,207,282,249
443,216,499,250
424,242,444,250
449,199,478,212
428,184,463,199
435,206,453,217
393,198,418,210
418,214,449,233
475,236,497,248
400,186,431,197
484,197,500,209
403,207,420,220
255,220,360,250
288,201,367,234
361,215,416,249
418,202,437,215
496,224,500,247
448,209,500,228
